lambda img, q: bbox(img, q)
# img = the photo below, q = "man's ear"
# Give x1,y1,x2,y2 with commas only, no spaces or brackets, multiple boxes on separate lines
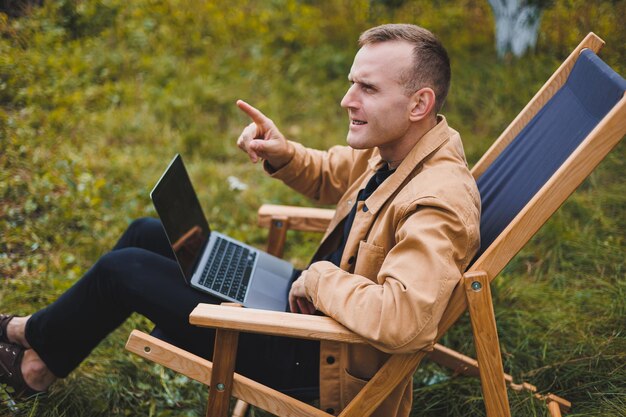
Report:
408,87,436,122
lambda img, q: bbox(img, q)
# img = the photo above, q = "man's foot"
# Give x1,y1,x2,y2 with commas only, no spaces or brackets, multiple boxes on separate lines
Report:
0,315,15,344
0,342,43,399
0,315,31,348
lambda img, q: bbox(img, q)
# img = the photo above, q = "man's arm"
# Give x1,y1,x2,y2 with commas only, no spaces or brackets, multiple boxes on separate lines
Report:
235,100,356,203
295,198,478,353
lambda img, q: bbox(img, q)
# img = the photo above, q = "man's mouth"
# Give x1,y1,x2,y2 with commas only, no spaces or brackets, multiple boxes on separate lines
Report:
351,119,367,125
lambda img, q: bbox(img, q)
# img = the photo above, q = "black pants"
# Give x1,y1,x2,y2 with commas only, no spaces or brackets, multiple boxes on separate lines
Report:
25,218,319,396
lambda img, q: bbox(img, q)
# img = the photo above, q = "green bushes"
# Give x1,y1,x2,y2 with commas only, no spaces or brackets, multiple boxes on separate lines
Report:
1,1,624,416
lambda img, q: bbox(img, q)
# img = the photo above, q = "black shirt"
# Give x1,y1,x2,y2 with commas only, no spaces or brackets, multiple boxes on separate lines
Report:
324,164,396,267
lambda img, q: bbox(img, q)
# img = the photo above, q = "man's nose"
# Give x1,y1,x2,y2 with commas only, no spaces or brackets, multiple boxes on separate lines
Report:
341,85,358,109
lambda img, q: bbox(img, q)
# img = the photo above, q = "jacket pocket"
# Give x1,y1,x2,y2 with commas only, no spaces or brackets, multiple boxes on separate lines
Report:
340,368,369,407
353,240,385,280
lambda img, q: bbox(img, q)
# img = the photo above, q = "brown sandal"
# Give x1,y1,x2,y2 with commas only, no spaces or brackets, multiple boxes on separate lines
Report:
0,342,41,399
0,315,14,344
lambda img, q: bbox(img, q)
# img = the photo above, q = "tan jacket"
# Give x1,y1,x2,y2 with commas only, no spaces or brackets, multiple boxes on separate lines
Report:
269,117,481,417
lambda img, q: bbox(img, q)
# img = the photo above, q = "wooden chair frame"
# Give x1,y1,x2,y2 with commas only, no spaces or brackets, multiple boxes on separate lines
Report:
126,33,625,417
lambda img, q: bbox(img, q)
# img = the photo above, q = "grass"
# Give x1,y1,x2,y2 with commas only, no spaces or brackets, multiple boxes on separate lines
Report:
1,0,625,416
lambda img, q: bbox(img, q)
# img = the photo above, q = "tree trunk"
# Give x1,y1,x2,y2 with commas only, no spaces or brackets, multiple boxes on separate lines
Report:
488,0,543,58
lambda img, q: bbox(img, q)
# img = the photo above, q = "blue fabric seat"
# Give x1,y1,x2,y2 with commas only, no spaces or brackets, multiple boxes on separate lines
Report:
476,50,626,258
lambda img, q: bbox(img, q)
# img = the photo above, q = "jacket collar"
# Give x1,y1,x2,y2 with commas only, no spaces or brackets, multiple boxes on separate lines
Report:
364,115,451,214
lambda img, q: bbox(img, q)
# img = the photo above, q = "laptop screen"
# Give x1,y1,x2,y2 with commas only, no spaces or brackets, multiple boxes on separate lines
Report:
150,154,211,282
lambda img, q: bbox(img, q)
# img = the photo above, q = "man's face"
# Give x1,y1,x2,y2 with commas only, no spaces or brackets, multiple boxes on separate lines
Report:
341,41,415,156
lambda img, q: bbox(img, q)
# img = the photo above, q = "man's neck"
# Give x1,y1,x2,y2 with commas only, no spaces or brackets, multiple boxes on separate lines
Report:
380,116,439,169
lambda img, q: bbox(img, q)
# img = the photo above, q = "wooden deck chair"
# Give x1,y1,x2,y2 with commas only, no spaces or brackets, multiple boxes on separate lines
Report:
126,33,626,417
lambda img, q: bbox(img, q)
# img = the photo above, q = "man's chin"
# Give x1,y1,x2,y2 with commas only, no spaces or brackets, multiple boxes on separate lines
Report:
346,135,368,150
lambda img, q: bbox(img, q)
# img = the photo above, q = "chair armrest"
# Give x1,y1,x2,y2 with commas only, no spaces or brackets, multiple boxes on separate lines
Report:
257,204,334,232
190,304,367,344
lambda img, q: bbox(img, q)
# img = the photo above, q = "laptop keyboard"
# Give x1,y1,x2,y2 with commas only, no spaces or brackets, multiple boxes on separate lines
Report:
198,237,256,303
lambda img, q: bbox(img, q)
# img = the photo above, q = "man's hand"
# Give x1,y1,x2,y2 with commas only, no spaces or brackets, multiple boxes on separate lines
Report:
289,274,316,315
236,100,294,170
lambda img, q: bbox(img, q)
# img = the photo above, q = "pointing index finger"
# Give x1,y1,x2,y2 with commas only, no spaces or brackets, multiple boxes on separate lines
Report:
236,100,270,126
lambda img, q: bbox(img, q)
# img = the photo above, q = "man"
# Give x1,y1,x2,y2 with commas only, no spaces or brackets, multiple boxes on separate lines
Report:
1,24,479,417
235,23,480,416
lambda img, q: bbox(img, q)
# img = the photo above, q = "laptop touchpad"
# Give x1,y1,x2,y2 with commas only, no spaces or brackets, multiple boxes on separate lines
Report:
246,269,290,311
253,268,291,295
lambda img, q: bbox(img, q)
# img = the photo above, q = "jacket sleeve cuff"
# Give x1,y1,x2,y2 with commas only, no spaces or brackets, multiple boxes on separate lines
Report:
303,261,336,306
263,141,306,180
303,269,319,304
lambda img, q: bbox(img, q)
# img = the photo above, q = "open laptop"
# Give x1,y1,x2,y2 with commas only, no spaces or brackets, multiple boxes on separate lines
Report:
151,154,294,311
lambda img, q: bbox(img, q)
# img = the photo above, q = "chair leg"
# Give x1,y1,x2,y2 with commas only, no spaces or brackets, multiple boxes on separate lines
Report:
548,400,563,417
463,271,511,417
207,328,240,417
231,399,249,417
207,303,243,417
266,215,289,257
